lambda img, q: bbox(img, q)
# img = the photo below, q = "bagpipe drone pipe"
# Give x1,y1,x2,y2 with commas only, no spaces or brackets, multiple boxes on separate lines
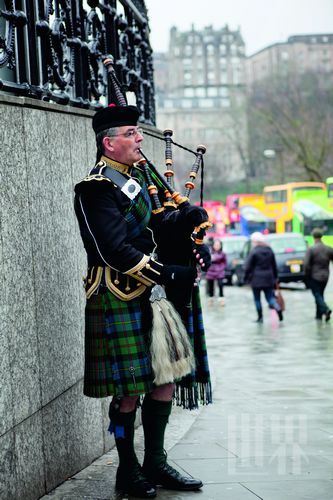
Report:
138,137,212,316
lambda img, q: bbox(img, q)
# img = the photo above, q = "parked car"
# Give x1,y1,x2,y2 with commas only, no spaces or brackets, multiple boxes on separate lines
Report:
233,233,308,286
220,235,248,285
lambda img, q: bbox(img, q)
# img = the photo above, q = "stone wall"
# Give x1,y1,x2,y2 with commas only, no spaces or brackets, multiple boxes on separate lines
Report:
0,95,164,500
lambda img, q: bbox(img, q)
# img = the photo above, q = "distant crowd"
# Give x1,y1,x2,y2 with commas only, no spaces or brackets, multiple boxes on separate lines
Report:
204,228,333,323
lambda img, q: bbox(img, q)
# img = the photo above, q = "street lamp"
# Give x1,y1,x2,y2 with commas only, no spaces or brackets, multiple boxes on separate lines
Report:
263,149,276,160
263,147,285,183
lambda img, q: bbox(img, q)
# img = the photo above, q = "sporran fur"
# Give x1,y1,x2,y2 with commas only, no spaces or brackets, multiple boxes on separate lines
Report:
149,286,194,385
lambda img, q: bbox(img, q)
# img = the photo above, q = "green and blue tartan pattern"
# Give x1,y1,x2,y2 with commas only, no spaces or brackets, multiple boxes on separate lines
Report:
84,176,154,398
124,170,152,240
84,290,154,398
175,286,212,409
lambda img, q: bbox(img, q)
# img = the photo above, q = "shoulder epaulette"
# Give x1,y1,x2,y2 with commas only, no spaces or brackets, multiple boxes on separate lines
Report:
81,173,114,183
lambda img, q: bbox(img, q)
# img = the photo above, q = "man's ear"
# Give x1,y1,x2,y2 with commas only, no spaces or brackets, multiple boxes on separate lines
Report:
103,136,113,153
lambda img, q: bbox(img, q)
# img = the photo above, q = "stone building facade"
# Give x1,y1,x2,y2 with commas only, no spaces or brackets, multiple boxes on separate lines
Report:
247,33,333,85
153,25,248,197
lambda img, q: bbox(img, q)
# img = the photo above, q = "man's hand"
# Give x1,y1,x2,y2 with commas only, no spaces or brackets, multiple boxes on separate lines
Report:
193,243,211,271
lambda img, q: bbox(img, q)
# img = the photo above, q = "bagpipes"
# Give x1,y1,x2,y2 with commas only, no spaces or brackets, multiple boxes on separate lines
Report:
103,56,211,386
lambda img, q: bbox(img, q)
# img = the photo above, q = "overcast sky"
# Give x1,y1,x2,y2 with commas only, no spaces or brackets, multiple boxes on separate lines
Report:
144,0,333,56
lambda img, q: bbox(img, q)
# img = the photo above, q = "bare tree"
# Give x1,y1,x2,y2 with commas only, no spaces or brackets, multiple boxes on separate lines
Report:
248,70,333,182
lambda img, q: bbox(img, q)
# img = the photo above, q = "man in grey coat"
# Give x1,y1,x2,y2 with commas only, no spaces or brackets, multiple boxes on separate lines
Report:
305,227,333,321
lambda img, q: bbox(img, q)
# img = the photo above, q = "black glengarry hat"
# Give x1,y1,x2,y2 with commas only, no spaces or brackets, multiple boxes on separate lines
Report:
92,104,139,134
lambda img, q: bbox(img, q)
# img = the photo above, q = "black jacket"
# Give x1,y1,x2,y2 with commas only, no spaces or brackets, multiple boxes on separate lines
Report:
304,241,333,282
244,244,278,288
74,162,209,272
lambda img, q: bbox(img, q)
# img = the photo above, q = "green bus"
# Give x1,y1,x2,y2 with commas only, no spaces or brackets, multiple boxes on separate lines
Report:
292,187,333,247
326,177,333,198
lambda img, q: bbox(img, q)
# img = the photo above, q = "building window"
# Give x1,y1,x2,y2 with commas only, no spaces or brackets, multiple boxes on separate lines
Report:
204,128,220,139
184,87,195,97
184,45,192,56
196,46,203,55
219,44,226,55
207,44,215,55
207,56,215,69
196,87,206,97
183,58,192,67
164,100,174,108
184,71,192,83
221,98,230,107
181,99,193,108
322,36,329,42
220,87,229,97
207,87,218,97
198,99,214,108
207,71,215,83
204,35,213,43
220,73,227,84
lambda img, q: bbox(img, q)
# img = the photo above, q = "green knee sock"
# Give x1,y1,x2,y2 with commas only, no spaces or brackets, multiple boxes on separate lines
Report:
142,397,172,469
109,406,138,469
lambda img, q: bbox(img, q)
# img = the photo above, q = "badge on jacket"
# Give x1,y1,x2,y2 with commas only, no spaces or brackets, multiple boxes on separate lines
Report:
121,178,141,200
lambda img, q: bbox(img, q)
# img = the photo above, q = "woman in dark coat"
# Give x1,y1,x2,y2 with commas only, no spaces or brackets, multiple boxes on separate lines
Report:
206,239,227,305
244,232,283,322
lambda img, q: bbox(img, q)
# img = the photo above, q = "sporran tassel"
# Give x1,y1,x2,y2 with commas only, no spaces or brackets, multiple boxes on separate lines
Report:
149,285,194,386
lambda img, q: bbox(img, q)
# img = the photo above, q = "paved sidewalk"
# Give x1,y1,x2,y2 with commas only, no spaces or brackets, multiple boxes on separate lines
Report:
42,282,333,500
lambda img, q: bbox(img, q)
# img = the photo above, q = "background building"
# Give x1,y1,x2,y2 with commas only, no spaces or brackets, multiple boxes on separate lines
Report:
154,24,248,199
246,34,333,184
247,33,333,85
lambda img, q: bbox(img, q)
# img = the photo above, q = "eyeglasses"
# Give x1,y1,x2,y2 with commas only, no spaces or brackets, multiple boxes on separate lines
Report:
109,127,144,139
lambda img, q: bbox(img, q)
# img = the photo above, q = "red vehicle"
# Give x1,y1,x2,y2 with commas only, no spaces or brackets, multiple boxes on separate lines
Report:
225,194,260,233
198,200,229,238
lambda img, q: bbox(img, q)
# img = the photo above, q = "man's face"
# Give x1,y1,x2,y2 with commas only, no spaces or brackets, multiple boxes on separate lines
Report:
103,126,143,165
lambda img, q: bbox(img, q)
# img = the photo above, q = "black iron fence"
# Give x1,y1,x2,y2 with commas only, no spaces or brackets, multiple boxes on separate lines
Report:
0,0,155,124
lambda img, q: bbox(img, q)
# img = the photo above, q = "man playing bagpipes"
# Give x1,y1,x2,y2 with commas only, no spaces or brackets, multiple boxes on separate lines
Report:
74,62,212,499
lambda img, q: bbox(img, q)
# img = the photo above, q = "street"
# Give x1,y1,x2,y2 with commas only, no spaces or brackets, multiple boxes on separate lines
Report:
43,279,333,500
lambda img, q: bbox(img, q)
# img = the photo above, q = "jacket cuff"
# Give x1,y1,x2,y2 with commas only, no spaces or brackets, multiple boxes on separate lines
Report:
124,255,164,286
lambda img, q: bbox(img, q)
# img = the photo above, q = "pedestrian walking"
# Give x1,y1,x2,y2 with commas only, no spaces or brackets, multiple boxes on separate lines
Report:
244,232,283,323
206,239,227,305
74,101,212,498
304,227,333,321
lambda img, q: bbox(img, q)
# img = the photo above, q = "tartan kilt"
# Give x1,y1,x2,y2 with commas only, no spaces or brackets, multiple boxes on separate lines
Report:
84,289,154,398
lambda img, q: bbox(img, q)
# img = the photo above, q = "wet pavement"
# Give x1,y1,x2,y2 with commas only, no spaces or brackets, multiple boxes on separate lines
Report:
42,279,333,500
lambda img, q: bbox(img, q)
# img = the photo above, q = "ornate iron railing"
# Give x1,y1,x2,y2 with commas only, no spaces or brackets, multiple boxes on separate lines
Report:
0,0,155,124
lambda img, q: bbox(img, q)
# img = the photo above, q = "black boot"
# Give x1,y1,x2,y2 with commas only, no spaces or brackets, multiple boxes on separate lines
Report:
142,397,203,491
254,311,263,323
109,405,156,498
276,309,283,321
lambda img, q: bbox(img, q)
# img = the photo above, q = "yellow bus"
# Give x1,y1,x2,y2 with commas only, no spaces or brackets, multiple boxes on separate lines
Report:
263,182,326,233
238,194,276,235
